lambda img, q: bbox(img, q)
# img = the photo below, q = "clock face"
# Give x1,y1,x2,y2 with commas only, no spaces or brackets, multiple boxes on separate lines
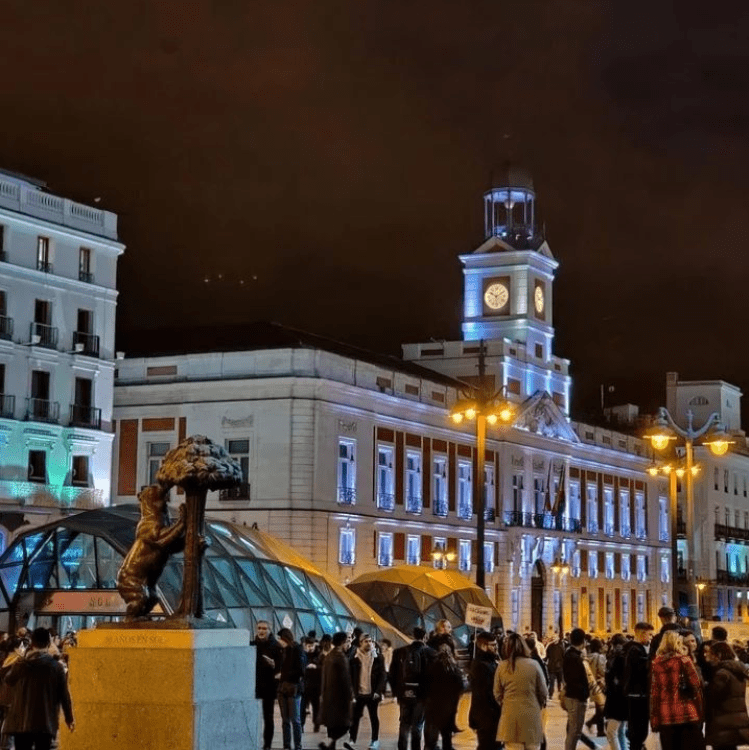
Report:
534,285,545,314
484,282,509,311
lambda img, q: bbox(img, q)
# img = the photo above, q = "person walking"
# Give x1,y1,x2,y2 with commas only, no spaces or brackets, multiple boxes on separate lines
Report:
423,644,464,750
346,633,386,750
320,632,355,750
468,632,501,750
2,627,74,750
303,636,322,733
277,627,306,750
544,636,564,700
252,620,283,750
603,633,628,750
562,628,595,750
493,632,547,750
389,627,434,750
623,621,654,750
650,629,705,750
583,639,606,737
704,641,749,750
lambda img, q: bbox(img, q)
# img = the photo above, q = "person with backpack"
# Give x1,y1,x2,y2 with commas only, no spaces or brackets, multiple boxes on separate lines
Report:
423,644,465,750
388,627,435,750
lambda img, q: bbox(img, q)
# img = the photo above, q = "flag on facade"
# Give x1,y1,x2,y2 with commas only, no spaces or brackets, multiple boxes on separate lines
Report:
551,464,566,515
543,462,553,512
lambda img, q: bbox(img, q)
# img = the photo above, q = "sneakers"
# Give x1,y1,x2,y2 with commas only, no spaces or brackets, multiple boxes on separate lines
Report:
343,742,357,750
369,742,380,750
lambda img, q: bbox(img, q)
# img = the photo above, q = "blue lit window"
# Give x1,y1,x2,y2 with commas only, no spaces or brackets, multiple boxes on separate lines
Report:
406,535,420,565
378,532,393,567
457,461,472,520
433,457,448,517
339,527,355,565
405,452,422,514
458,539,471,571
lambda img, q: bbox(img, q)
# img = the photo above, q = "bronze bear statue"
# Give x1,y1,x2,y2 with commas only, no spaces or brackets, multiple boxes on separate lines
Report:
117,485,186,619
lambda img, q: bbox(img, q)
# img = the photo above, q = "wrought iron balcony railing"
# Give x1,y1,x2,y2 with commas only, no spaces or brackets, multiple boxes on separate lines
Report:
25,398,60,423
405,494,422,514
219,483,251,501
587,520,599,534
69,404,102,429
0,394,14,419
604,524,615,537
337,486,356,505
72,331,100,357
0,315,11,340
36,259,53,273
502,510,582,533
620,524,631,539
30,322,58,349
78,270,94,283
376,491,394,512
432,499,448,518
715,523,749,542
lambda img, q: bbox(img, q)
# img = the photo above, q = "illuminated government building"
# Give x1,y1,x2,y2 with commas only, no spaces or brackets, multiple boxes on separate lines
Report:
111,167,679,638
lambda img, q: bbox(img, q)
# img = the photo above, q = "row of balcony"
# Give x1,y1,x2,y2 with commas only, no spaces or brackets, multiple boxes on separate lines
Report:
0,320,100,356
0,398,102,429
0,480,105,510
715,523,749,543
34,259,96,284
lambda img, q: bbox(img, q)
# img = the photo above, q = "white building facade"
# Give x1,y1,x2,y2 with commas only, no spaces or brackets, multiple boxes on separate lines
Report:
112,169,672,637
0,170,123,542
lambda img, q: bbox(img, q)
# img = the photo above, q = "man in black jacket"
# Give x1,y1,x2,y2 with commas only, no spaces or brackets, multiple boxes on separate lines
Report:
389,627,435,750
277,628,307,750
252,621,283,750
545,636,565,699
4,627,74,750
623,621,653,750
468,631,500,750
562,628,595,750
648,606,680,663
346,633,387,750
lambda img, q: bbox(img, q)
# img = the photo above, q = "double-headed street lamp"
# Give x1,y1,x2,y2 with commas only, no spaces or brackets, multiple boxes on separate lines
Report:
431,542,457,570
645,407,732,617
449,343,515,590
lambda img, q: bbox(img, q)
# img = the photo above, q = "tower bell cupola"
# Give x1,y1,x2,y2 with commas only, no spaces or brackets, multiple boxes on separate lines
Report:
483,164,541,249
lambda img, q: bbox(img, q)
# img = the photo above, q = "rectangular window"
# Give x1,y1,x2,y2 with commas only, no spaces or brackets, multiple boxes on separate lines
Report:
589,593,596,632
457,461,472,520
148,442,171,485
588,552,598,578
0,225,4,254
71,455,90,487
715,467,720,491
605,552,615,579
222,439,250,500
484,542,495,573
660,555,670,584
378,532,393,566
568,480,581,521
622,592,630,632
621,554,631,581
511,589,520,631
604,486,614,536
637,592,645,621
377,446,394,511
571,550,581,578
405,451,422,514
507,378,521,395
586,485,598,533
79,247,92,281
736,510,741,529
458,539,471,572
0,290,5,317
433,456,448,517
659,496,669,542
637,555,647,583
725,470,730,493
28,450,47,482
338,527,356,565
34,299,51,325
534,477,545,514
36,237,50,271
553,590,561,630
571,593,578,628
512,474,524,514
484,464,495,520
619,488,631,537
735,474,739,496
635,491,646,538
0,363,4,393
432,536,447,569
406,535,420,565
726,508,731,526
337,439,356,505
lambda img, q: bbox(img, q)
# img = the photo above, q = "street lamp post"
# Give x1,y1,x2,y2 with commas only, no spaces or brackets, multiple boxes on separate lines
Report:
696,581,707,621
449,340,515,590
431,542,456,570
551,558,569,635
646,407,732,616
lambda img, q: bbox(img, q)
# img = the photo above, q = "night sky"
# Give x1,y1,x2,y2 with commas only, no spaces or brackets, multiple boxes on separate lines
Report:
3,2,748,420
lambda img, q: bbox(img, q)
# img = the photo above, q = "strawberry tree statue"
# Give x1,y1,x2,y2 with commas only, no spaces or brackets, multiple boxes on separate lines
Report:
157,435,243,619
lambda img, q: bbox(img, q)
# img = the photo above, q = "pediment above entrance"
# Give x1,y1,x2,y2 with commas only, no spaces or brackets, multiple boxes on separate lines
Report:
513,391,579,443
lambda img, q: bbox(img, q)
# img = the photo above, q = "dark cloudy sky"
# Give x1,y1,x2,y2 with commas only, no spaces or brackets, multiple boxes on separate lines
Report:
2,1,748,418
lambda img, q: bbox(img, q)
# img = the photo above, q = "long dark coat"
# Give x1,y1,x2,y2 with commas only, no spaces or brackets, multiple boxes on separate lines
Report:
424,652,464,729
705,659,749,748
468,648,500,732
320,648,354,729
603,646,627,721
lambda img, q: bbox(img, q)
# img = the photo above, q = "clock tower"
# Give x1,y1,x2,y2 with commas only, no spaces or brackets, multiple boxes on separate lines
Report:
461,164,557,359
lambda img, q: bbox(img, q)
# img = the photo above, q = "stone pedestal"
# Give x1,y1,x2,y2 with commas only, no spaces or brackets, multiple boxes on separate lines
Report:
60,627,260,750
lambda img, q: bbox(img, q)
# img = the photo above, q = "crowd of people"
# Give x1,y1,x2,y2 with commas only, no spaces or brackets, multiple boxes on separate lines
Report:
253,607,749,750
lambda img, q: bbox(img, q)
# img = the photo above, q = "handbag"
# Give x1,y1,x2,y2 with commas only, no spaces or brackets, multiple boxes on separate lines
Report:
677,659,696,700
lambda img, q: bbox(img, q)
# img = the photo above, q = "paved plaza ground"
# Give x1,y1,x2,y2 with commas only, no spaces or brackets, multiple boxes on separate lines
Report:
277,694,662,749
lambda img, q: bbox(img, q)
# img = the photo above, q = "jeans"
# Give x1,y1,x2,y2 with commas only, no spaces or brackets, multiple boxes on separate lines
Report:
564,698,589,750
278,692,303,750
351,693,381,742
606,718,628,750
627,696,650,750
548,669,564,698
13,735,52,750
398,699,425,750
261,695,276,749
